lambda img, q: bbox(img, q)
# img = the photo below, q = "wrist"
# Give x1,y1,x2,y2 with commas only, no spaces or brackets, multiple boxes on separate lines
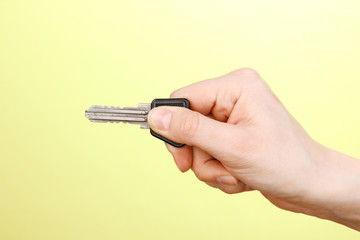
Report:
307,145,360,230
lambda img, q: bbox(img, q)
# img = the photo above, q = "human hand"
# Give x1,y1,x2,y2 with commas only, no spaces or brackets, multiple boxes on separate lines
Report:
147,68,360,230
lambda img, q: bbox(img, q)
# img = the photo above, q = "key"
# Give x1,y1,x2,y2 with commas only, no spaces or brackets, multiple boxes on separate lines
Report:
85,98,190,147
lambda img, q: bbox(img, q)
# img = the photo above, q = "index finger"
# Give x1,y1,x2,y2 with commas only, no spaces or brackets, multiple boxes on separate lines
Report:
170,70,244,121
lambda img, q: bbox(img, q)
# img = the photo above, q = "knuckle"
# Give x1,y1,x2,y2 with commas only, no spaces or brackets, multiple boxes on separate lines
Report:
231,68,265,91
194,170,208,182
232,68,259,78
220,186,240,194
222,189,237,194
180,111,200,140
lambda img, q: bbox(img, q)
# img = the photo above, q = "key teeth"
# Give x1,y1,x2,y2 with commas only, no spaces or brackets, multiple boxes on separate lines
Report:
89,119,147,127
89,105,143,111
89,105,122,109
108,106,121,109
88,104,151,111
91,120,125,124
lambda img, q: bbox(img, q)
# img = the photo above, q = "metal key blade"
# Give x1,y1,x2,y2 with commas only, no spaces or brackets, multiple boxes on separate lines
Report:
85,98,189,148
85,103,151,129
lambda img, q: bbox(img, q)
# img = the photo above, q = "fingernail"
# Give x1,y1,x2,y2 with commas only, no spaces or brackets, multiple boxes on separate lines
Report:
148,108,172,131
216,176,238,185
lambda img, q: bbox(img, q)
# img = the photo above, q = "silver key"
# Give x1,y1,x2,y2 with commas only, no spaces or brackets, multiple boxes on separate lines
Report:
85,103,151,129
85,98,190,147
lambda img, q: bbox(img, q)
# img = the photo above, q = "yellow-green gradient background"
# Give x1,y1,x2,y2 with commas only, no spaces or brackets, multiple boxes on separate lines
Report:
1,0,360,239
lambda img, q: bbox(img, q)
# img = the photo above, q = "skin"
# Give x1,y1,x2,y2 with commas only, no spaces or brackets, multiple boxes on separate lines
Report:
147,68,360,231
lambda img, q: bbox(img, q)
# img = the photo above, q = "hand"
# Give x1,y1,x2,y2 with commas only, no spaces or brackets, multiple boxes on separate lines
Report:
147,68,360,230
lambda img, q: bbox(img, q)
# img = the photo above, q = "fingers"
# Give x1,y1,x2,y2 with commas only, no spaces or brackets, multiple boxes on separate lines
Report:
165,143,192,172
170,68,261,122
165,143,251,194
205,181,253,194
191,147,236,183
170,74,238,122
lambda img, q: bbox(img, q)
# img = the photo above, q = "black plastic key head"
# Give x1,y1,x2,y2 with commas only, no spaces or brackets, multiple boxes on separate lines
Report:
150,98,190,148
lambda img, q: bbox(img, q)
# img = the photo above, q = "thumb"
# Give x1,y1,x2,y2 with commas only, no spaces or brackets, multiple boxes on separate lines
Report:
147,106,240,158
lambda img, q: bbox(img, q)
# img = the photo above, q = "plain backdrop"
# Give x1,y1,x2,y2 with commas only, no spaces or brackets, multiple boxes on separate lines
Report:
1,0,360,239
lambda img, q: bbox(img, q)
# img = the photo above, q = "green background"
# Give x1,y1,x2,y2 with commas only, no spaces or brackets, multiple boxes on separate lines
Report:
1,0,360,239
